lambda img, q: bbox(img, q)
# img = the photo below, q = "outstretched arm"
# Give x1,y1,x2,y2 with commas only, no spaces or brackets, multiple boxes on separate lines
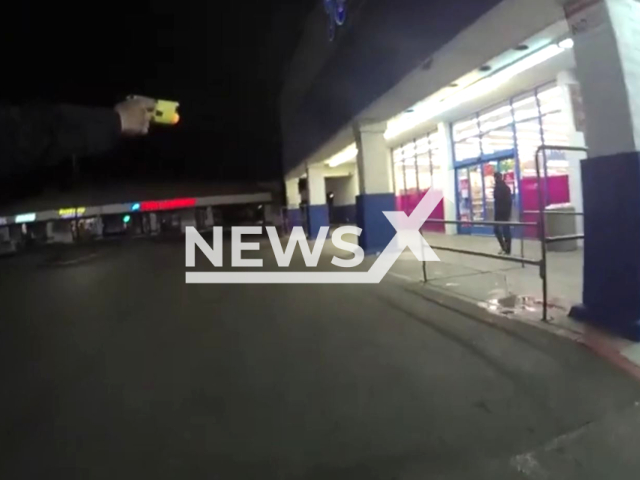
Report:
0,97,155,177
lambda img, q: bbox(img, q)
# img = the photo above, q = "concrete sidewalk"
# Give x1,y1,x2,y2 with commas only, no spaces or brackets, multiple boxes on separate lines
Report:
323,228,582,318
388,232,640,372
417,232,581,312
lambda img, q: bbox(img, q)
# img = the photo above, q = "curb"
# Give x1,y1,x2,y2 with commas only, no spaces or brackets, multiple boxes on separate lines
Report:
393,277,640,383
580,326,640,382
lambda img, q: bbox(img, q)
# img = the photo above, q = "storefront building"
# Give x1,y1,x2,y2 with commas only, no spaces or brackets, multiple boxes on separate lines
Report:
0,192,273,246
389,79,582,238
281,0,640,339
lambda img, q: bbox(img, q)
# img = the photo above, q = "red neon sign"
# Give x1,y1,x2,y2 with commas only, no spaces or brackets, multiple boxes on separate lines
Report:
140,198,197,212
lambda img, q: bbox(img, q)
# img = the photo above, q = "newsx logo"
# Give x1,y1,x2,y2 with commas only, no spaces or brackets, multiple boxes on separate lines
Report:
185,188,443,284
186,226,364,269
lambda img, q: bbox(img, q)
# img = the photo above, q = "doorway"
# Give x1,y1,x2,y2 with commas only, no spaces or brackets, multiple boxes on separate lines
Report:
455,153,517,236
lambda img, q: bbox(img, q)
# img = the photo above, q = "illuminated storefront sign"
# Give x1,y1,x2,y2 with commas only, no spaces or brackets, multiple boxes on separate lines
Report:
140,198,196,212
0,217,7,226
131,203,141,211
58,207,86,219
15,213,36,223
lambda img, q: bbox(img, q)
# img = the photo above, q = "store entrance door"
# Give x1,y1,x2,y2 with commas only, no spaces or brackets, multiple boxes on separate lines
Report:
456,153,517,236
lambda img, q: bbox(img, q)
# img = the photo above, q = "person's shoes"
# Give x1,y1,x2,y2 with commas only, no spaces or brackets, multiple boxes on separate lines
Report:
497,250,506,255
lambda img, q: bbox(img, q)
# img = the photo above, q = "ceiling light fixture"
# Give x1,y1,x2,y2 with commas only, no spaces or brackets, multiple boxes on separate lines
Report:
385,42,572,140
326,144,359,168
558,38,574,50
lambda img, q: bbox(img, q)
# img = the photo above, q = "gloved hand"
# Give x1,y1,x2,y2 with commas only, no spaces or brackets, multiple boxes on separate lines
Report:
114,96,156,135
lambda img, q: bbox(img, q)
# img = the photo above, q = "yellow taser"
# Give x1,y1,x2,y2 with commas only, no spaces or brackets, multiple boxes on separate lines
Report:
152,99,180,125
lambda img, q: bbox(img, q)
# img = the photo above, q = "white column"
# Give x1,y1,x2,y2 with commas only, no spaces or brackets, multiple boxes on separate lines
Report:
306,163,327,205
562,0,640,337
0,226,10,242
204,207,214,227
180,209,197,233
344,173,359,205
354,121,392,194
285,178,301,209
438,122,457,235
352,166,360,199
149,213,158,233
564,0,640,156
557,69,587,238
95,216,104,238
353,121,397,252
46,221,54,241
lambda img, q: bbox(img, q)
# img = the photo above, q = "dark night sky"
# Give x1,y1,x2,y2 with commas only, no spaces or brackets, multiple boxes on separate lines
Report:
0,1,314,200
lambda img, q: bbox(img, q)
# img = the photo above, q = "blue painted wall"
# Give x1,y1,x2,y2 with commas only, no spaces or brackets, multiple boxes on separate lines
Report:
356,193,396,255
331,204,357,225
571,151,640,340
308,204,330,239
287,208,303,229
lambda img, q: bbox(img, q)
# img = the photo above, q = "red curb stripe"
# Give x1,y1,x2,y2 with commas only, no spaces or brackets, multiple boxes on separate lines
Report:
580,326,640,382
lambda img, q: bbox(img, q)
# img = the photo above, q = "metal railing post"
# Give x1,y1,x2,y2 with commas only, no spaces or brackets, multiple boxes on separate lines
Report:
520,226,525,269
534,146,549,322
413,144,590,323
534,145,589,323
422,247,428,283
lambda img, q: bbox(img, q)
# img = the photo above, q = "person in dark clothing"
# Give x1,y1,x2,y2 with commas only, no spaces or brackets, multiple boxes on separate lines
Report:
0,97,155,178
493,172,513,255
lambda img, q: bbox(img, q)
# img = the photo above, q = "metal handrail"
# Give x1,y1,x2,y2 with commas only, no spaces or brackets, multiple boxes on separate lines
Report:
423,219,537,228
523,210,584,216
420,217,542,290
427,244,539,266
535,145,588,322
416,145,588,323
546,234,585,244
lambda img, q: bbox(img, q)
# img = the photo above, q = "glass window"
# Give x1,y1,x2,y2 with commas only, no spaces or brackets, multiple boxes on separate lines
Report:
454,116,483,161
457,168,471,222
396,131,443,192
404,164,418,193
453,116,479,142
402,142,418,193
537,84,563,116
481,126,515,155
415,135,430,155
393,149,406,195
394,162,406,195
416,154,431,191
542,113,571,176
455,136,481,161
479,102,512,133
449,81,576,213
541,112,571,146
401,142,416,162
469,165,484,221
516,120,543,178
429,131,444,192
415,135,431,191
513,93,539,122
